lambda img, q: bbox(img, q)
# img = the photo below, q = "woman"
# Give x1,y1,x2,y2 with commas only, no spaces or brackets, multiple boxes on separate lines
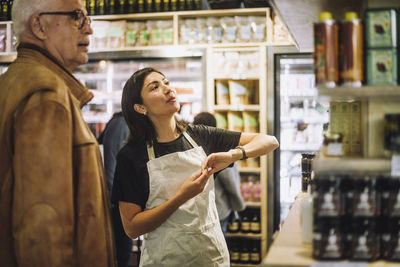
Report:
111,67,279,266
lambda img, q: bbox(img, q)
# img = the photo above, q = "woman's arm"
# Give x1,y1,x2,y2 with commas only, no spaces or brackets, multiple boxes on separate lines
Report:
119,169,212,238
202,133,279,175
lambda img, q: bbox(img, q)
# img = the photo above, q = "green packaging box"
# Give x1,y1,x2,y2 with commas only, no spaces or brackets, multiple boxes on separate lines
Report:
365,9,398,48
366,48,398,85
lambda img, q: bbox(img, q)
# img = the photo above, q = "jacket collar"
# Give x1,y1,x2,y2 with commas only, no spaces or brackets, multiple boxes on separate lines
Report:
17,43,93,107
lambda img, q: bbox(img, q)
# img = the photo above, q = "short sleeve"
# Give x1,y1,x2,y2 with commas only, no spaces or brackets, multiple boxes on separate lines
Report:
111,151,148,210
189,125,241,155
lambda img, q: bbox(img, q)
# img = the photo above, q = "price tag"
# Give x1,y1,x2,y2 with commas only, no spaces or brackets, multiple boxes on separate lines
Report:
311,263,367,267
392,155,400,177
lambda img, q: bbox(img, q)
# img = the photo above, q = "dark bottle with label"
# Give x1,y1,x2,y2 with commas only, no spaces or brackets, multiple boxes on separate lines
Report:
230,240,240,263
239,240,250,264
163,0,170,11
228,216,240,233
250,210,261,234
88,0,95,16
6,0,11,20
240,211,250,233
349,218,379,261
0,1,7,21
250,240,261,264
127,0,134,13
96,0,106,15
138,0,144,13
145,0,154,12
119,0,126,14
108,0,116,14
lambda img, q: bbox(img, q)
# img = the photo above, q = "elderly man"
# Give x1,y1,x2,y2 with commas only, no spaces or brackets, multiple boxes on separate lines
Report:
0,0,115,266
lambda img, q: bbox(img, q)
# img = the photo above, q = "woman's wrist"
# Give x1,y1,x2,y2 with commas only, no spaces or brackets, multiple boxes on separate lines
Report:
229,148,244,162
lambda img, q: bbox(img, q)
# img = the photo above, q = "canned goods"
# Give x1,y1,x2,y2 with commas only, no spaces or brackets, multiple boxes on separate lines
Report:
314,12,339,88
339,12,364,86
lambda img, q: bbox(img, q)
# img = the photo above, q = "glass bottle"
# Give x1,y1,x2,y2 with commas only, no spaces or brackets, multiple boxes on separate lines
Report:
239,239,250,264
250,240,261,264
250,210,261,234
240,210,250,233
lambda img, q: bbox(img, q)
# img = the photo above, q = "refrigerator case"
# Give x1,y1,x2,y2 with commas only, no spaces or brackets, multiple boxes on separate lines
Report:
73,55,206,138
274,54,329,223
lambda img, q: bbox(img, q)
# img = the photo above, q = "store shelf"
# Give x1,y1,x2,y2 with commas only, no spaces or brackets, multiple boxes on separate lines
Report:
280,144,321,151
280,117,328,124
262,193,399,267
226,232,263,238
317,85,400,101
246,202,262,208
213,105,260,112
232,263,261,267
214,75,260,80
313,157,392,175
239,167,261,173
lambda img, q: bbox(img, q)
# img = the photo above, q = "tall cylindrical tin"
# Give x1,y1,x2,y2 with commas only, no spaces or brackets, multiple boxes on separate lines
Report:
314,12,339,88
339,12,364,87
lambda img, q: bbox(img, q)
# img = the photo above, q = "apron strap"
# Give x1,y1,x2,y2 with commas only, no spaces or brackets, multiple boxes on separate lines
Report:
146,144,156,160
146,131,199,161
182,131,199,148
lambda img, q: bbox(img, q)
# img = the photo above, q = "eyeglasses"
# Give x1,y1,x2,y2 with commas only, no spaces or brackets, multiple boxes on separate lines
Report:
39,9,91,30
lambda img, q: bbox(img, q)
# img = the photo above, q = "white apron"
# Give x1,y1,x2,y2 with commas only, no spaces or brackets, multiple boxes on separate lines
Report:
139,131,230,267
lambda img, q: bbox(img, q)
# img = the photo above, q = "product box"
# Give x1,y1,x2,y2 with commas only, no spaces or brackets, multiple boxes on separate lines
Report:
366,48,398,85
365,9,398,48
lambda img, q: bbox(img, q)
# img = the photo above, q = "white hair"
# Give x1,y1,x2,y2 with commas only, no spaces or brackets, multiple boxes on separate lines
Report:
12,0,53,39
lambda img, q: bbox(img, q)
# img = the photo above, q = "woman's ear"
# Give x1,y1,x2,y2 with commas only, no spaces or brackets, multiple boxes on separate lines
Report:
30,13,47,40
134,104,147,115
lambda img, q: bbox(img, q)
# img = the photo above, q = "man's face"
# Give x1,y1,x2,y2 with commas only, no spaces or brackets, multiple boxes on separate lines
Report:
41,0,93,71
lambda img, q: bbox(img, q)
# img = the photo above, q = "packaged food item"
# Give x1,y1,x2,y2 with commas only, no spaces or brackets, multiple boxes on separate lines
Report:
221,17,237,43
224,52,239,75
229,80,250,105
194,18,206,43
250,16,266,42
179,20,191,44
243,111,259,133
366,48,398,85
161,20,173,45
147,20,162,46
138,22,150,46
246,157,259,168
381,218,400,261
313,218,344,260
313,12,339,88
240,175,251,201
215,112,228,129
314,175,344,217
90,21,110,50
125,21,140,47
384,114,400,157
227,111,243,132
339,12,364,87
211,17,223,43
215,80,230,105
204,17,213,43
348,218,379,261
349,176,378,217
365,9,398,48
273,12,290,43
322,132,343,157
235,16,251,43
108,20,126,48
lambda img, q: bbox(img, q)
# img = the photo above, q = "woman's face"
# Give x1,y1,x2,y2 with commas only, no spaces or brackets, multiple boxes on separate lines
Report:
139,72,180,118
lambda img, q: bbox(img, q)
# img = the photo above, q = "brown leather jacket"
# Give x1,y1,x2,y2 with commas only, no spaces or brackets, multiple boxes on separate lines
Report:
0,44,116,267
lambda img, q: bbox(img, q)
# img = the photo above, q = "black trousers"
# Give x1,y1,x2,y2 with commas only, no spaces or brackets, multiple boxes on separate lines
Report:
111,205,133,267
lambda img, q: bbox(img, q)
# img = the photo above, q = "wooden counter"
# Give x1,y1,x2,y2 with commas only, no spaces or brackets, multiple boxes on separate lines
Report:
262,194,400,267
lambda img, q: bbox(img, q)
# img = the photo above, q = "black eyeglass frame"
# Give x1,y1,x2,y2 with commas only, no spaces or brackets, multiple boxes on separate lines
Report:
38,9,91,30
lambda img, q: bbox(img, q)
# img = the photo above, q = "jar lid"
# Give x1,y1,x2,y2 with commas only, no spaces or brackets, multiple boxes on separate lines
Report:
319,12,333,21
345,11,358,20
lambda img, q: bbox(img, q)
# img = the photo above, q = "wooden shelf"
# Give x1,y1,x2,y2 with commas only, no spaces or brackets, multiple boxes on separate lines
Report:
246,202,262,207
318,85,400,101
313,157,391,175
232,263,261,267
226,233,263,238
212,105,260,112
239,167,261,173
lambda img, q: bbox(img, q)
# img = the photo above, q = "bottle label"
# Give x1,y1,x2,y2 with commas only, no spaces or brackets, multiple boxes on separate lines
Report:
251,253,260,262
231,252,239,261
241,222,250,232
240,252,249,262
250,222,260,232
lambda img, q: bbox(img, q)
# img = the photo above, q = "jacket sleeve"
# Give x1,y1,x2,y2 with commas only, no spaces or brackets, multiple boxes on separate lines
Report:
216,162,246,212
12,91,75,267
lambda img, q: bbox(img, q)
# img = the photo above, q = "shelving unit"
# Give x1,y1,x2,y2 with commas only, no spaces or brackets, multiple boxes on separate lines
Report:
0,8,295,266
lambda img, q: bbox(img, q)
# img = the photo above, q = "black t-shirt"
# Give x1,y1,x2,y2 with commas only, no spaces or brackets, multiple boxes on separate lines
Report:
111,124,241,210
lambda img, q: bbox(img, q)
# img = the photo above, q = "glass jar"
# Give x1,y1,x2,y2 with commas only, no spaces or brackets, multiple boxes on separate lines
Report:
322,132,343,157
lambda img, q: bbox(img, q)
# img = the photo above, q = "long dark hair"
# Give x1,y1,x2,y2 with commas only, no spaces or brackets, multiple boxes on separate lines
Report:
121,67,187,145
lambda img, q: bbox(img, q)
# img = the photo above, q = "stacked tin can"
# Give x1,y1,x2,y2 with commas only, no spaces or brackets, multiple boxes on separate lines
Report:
365,8,399,85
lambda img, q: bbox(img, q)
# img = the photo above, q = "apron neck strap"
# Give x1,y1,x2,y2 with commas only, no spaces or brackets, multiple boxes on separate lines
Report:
146,130,199,161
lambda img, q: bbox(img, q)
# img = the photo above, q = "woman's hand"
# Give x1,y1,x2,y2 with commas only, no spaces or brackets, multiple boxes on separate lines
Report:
177,168,212,201
201,151,235,176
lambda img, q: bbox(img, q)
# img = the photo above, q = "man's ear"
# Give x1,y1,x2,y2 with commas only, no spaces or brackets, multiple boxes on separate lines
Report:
134,104,147,115
29,13,47,40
